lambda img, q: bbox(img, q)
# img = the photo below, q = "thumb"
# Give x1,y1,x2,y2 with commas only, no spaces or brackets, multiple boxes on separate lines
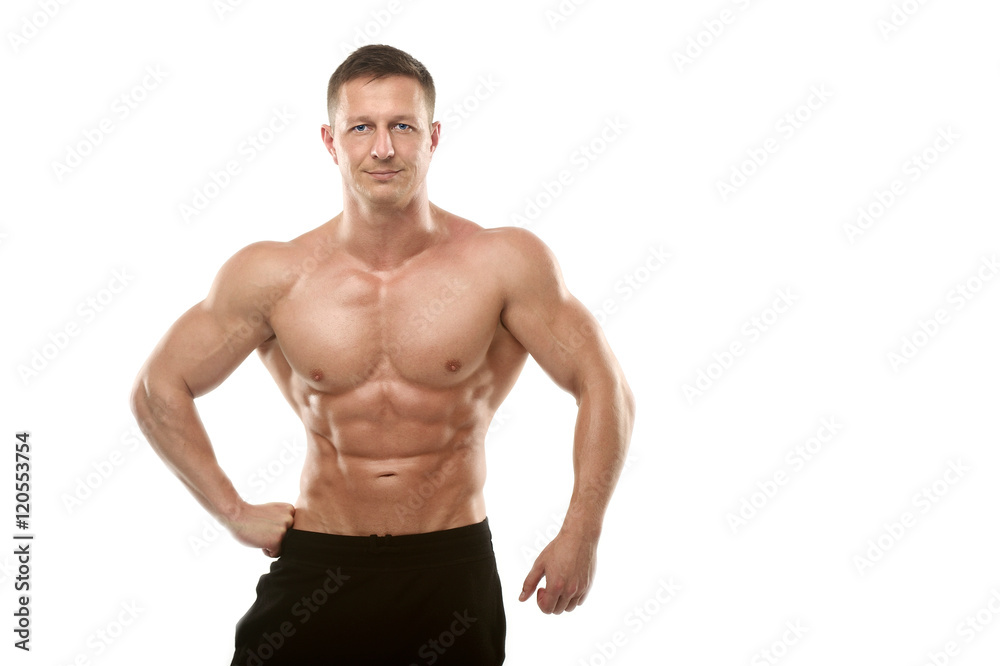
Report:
519,557,546,602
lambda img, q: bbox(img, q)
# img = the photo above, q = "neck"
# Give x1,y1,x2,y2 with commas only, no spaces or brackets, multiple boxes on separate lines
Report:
338,188,440,271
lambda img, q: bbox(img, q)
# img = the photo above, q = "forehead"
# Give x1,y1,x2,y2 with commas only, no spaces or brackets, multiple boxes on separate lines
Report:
335,75,428,121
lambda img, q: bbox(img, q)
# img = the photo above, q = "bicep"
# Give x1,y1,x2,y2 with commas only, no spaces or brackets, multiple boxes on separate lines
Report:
139,246,279,398
145,300,268,398
497,231,616,398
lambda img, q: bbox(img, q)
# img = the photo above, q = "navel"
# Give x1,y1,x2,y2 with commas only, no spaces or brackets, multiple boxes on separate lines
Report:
445,359,462,373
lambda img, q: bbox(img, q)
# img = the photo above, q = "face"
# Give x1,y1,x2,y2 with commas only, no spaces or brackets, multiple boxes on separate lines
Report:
321,75,440,210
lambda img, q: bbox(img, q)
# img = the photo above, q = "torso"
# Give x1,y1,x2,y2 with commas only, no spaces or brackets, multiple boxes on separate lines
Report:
255,211,528,535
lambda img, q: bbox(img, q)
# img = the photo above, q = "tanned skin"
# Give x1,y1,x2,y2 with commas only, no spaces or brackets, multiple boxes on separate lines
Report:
130,74,635,615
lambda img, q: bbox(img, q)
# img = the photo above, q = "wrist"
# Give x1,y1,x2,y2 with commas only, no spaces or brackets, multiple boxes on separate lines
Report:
560,508,604,541
214,492,247,526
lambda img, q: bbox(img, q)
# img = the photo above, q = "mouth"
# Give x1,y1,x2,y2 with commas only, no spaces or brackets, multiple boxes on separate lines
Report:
366,170,401,181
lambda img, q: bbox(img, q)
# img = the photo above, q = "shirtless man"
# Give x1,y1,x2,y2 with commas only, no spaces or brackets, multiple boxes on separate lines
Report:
130,44,635,665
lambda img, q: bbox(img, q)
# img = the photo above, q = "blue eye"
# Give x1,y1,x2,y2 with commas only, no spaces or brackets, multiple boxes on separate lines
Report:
352,124,368,132
395,123,411,130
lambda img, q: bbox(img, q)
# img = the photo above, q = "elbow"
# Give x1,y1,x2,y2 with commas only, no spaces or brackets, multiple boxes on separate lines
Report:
579,370,635,426
129,368,171,436
620,377,636,428
129,372,150,427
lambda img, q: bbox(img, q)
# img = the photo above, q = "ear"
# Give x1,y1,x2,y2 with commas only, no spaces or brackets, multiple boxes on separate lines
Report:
321,124,339,165
429,120,441,157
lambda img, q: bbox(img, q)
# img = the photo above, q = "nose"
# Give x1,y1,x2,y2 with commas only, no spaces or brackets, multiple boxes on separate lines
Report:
371,127,394,160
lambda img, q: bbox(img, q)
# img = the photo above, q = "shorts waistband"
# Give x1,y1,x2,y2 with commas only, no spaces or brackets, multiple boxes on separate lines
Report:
279,518,494,569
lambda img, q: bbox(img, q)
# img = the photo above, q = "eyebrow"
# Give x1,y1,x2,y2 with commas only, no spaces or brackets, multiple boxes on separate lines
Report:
343,115,421,126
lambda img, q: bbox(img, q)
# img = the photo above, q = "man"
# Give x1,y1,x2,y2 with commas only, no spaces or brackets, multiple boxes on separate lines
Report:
131,44,634,665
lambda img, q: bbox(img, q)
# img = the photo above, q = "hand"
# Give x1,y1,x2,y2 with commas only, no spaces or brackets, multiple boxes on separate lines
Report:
225,501,296,558
519,531,597,614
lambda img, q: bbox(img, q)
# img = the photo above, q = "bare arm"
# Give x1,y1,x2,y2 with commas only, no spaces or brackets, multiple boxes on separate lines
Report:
496,228,636,613
129,243,295,556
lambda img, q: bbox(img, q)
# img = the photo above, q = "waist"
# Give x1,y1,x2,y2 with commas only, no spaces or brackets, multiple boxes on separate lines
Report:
279,518,495,569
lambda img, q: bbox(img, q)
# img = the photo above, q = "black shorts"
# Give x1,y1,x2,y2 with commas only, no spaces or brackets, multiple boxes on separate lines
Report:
231,518,505,665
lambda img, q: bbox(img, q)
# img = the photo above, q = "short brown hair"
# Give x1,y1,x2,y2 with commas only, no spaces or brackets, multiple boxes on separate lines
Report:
326,44,435,123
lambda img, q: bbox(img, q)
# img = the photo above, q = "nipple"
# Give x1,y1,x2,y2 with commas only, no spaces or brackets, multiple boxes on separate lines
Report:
445,359,462,373
310,369,324,382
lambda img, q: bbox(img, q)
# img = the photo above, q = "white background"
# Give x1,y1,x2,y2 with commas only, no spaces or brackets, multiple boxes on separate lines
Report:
3,0,1000,664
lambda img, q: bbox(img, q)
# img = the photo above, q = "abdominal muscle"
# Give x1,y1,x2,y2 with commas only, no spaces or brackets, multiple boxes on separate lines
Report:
288,388,491,537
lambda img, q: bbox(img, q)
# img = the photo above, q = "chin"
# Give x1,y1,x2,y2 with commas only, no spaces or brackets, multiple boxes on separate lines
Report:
355,181,412,206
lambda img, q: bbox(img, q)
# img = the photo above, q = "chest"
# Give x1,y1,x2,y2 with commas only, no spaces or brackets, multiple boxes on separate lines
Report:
268,260,502,389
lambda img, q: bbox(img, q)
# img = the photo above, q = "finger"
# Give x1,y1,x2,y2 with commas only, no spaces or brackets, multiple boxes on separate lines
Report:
537,588,563,615
551,591,572,615
519,560,545,602
270,530,288,557
264,537,283,558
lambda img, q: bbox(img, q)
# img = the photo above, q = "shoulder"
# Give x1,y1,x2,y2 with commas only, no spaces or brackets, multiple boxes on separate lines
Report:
218,240,290,274
208,224,338,306
476,226,564,282
222,220,340,278
457,225,569,303
453,221,559,269
212,240,293,291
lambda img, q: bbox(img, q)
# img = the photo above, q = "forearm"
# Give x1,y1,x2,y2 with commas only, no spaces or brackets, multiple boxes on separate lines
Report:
130,375,244,524
561,375,635,539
